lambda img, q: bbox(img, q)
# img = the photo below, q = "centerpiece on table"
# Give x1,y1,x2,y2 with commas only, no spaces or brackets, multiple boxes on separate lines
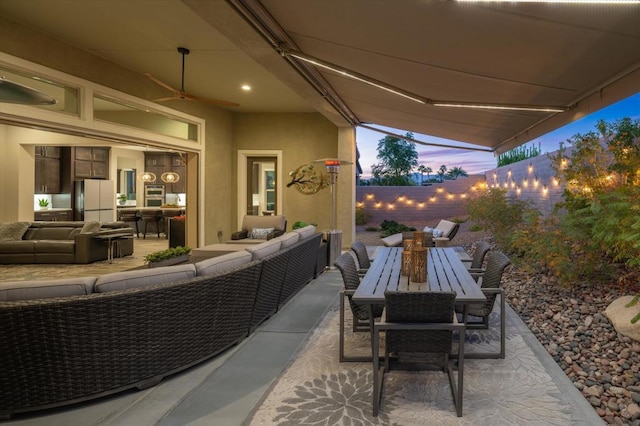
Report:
144,246,191,268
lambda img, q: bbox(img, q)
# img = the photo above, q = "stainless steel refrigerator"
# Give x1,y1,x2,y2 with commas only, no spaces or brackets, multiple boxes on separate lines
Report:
75,179,115,222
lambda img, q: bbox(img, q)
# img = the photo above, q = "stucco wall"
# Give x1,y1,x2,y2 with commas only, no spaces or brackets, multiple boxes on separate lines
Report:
356,176,486,226
484,152,565,216
232,113,354,243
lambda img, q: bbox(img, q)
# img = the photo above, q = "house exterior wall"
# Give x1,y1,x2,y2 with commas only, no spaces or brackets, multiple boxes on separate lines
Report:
232,113,355,245
0,16,350,247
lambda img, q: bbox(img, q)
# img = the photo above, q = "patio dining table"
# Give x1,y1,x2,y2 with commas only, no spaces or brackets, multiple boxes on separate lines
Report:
350,247,486,361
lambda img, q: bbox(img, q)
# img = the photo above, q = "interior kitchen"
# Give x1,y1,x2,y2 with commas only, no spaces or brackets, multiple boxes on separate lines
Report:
22,125,187,243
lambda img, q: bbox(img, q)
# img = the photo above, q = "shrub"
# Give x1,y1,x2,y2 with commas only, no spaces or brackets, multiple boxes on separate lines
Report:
355,206,372,226
465,188,533,250
365,226,379,232
144,246,191,264
497,142,541,167
379,220,416,237
292,221,317,230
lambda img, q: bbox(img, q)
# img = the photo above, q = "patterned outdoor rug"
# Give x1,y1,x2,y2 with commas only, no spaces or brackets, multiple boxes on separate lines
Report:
246,302,574,425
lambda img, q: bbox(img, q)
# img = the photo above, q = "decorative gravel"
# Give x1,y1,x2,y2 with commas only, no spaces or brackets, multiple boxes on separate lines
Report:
356,222,640,425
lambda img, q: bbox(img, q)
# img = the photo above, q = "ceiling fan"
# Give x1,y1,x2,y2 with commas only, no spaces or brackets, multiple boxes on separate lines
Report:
145,47,239,107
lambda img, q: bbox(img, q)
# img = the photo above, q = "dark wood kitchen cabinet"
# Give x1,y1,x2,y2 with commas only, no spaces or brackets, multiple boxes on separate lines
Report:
74,147,109,179
143,153,185,192
34,209,73,221
35,146,61,194
169,154,186,193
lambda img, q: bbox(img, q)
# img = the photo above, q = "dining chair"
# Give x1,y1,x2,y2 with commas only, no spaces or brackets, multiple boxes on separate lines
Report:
373,291,465,417
334,252,384,362
466,241,491,273
350,241,371,274
457,250,511,358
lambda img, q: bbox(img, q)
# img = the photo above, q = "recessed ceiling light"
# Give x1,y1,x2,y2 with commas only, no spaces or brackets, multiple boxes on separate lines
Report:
241,85,251,91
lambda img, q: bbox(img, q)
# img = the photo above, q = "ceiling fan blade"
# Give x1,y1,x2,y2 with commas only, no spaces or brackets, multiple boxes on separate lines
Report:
144,73,180,93
182,92,240,107
152,96,179,102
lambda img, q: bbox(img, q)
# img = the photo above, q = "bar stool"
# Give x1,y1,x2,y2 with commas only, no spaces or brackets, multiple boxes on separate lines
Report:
117,210,140,238
140,210,162,239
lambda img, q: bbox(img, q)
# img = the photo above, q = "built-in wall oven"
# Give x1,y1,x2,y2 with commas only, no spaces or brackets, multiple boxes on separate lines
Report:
145,185,165,207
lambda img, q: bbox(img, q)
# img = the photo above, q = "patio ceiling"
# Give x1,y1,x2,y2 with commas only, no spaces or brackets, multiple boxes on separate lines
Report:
1,0,639,154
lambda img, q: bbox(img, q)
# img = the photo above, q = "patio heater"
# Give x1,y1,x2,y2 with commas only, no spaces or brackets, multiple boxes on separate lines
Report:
315,158,352,267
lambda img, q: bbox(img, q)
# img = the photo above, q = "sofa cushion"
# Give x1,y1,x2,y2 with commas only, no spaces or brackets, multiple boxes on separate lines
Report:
0,222,30,241
242,215,286,232
275,232,300,249
26,227,77,240
95,264,196,293
0,240,37,254
250,227,274,240
195,251,252,277
80,221,101,234
245,239,282,260
36,240,76,254
0,277,97,302
293,224,317,240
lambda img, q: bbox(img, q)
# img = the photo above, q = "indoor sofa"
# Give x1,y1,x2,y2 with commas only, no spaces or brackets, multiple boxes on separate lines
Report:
0,225,321,419
0,221,134,264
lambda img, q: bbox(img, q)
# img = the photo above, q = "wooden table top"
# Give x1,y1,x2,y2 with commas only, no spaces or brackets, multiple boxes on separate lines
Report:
353,247,486,305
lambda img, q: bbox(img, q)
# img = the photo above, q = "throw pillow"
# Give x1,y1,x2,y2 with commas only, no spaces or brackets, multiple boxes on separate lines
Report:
423,226,433,233
80,221,101,234
0,222,30,241
251,227,274,239
433,229,444,238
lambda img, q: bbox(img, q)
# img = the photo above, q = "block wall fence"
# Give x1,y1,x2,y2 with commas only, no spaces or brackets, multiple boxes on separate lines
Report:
356,150,567,226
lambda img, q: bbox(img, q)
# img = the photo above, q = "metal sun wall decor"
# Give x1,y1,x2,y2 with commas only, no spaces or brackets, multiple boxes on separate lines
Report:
287,163,329,195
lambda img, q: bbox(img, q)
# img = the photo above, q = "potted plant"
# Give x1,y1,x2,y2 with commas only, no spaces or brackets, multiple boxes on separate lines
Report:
144,246,191,268
38,198,50,210
117,193,128,205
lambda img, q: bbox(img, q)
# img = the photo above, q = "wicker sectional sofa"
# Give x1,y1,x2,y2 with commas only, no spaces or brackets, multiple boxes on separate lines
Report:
0,225,322,419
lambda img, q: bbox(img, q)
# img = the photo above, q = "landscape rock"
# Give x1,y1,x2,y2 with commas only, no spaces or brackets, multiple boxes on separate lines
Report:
604,296,640,342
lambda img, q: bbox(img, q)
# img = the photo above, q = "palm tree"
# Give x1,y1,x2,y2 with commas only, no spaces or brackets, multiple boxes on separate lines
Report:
446,166,469,180
417,165,429,185
437,164,447,182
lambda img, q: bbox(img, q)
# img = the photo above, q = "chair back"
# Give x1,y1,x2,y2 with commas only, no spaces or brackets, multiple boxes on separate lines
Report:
350,241,371,270
470,241,491,270
140,210,162,221
118,211,139,222
241,215,286,233
469,251,510,317
335,252,381,321
385,291,456,353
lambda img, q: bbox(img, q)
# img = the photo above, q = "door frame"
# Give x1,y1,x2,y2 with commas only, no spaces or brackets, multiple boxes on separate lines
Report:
237,149,283,227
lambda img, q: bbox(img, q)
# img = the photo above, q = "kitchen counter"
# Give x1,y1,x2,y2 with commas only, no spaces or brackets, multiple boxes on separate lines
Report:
117,207,186,211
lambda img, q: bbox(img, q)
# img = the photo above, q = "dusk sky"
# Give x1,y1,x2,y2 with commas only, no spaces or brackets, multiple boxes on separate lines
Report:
356,92,640,179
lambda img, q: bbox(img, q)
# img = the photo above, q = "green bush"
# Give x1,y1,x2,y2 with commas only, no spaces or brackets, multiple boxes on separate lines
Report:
144,246,191,264
497,142,541,167
510,117,640,289
466,188,533,251
365,226,379,232
355,206,372,226
379,220,416,238
292,221,317,230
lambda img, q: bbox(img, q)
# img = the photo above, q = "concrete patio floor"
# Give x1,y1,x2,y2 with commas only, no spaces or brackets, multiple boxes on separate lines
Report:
4,260,602,425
